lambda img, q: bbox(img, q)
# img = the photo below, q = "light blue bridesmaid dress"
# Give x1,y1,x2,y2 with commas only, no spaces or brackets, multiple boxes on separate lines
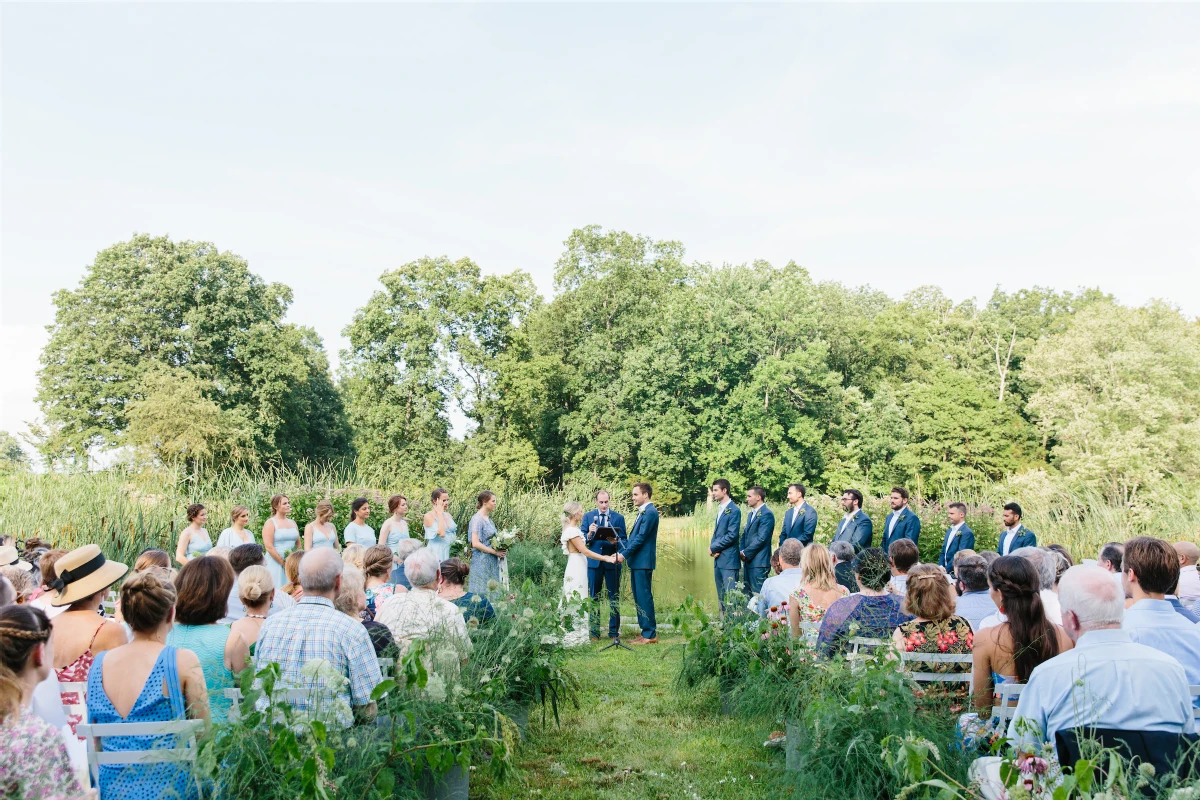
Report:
266,522,299,588
310,523,337,550
424,514,457,562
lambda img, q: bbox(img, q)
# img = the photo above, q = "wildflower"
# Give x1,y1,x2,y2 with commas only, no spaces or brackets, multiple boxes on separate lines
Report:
425,673,447,702
1017,755,1049,776
1139,763,1156,778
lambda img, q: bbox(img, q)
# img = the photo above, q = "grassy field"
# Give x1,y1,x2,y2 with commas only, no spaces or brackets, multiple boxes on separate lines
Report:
473,634,787,800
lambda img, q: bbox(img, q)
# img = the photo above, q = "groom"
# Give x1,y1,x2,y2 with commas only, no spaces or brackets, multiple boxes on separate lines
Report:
618,482,659,645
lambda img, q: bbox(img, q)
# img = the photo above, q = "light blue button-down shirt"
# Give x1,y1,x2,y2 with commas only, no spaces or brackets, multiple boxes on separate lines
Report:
1009,628,1194,747
1123,598,1200,705
955,590,999,631
755,567,804,616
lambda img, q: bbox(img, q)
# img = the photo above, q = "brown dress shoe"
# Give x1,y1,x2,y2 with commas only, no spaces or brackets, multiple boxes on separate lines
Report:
630,636,658,645
629,636,647,644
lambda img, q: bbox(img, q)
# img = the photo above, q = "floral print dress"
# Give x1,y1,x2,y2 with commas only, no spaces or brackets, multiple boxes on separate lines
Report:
898,615,974,673
789,585,849,623
0,707,87,799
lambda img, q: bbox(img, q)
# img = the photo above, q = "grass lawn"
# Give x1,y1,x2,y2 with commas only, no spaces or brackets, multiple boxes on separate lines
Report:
473,635,794,800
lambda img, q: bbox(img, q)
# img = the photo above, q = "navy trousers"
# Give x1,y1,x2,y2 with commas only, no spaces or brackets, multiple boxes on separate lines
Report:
744,566,769,596
588,566,621,638
714,566,740,611
629,568,656,639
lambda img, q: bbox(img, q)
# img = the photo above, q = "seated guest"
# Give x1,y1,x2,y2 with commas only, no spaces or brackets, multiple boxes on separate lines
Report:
893,564,974,674
788,542,848,634
437,557,495,625
1098,541,1129,598
222,543,295,622
1012,547,1062,625
376,548,472,659
343,543,366,572
86,571,210,799
757,539,804,617
951,549,978,585
1046,544,1074,570
0,565,35,604
769,548,783,577
114,548,174,625
363,545,401,619
166,556,249,722
1167,574,1200,624
255,548,382,726
28,548,68,619
1174,542,1200,605
390,539,424,588
829,541,858,594
1121,537,1200,698
335,566,397,658
229,565,273,657
816,548,912,658
954,556,999,631
205,546,232,562
1007,564,1194,748
282,550,305,600
0,575,13,607
0,605,90,799
888,539,919,595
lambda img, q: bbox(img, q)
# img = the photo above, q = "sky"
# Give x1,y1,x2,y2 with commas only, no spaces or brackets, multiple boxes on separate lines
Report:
2,3,1199,452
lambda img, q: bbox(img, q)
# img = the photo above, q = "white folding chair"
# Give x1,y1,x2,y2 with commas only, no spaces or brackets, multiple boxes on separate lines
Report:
848,636,887,657
900,651,974,684
224,687,333,722
1189,685,1200,721
77,719,204,791
797,621,820,646
377,657,394,677
989,682,1025,730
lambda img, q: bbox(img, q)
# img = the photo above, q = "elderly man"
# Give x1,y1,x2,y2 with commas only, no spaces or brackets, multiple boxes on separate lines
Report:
222,543,295,622
829,541,857,594
1174,542,1200,606
376,547,471,659
755,538,804,616
953,556,998,631
1122,537,1200,701
255,548,383,725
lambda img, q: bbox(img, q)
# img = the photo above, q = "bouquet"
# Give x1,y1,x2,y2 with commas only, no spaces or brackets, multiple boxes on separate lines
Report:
492,528,521,551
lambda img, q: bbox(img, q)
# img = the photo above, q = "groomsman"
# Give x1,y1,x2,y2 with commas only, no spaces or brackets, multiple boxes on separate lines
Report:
996,502,1037,555
881,486,921,553
619,482,659,644
740,486,775,595
709,479,742,610
832,489,873,552
938,501,975,572
779,483,817,547
583,490,627,640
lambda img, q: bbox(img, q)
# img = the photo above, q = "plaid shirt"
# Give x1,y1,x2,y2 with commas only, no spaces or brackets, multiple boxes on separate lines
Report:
255,596,382,716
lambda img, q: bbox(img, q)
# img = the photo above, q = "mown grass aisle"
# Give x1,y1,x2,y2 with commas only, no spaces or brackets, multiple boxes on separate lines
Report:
474,635,787,800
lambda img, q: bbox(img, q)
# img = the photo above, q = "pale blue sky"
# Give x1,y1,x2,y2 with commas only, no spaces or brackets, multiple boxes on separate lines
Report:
3,3,1199,444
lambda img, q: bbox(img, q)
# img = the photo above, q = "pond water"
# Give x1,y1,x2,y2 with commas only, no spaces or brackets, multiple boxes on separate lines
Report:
653,524,719,611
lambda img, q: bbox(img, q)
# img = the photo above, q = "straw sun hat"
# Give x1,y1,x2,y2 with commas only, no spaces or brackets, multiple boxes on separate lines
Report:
0,545,33,572
50,544,129,607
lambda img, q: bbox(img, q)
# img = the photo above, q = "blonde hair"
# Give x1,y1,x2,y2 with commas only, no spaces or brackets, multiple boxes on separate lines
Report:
334,566,365,617
120,570,177,633
283,550,304,596
231,505,250,524
206,546,232,561
315,499,333,523
800,542,838,592
342,544,365,571
562,501,584,527
0,567,34,602
238,565,274,608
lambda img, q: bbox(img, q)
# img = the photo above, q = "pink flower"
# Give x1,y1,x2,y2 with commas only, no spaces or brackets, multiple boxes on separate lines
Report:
761,633,770,640
1017,755,1049,776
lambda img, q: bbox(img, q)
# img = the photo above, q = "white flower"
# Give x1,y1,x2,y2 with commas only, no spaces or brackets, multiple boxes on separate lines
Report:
426,673,447,702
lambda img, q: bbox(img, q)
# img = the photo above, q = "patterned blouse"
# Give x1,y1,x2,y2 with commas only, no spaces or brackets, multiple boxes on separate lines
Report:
898,615,974,673
0,707,86,799
816,593,913,657
790,585,850,623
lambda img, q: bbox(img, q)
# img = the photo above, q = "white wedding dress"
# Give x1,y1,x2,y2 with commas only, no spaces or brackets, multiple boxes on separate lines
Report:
560,525,591,648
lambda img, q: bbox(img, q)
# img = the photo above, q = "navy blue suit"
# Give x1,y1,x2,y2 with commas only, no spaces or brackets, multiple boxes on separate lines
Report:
779,502,817,547
832,510,873,552
710,501,742,608
881,506,921,553
997,525,1037,555
619,503,659,638
937,524,975,572
740,504,775,595
583,508,627,638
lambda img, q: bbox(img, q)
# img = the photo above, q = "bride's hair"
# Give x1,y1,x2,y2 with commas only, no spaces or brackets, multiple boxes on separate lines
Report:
562,501,583,527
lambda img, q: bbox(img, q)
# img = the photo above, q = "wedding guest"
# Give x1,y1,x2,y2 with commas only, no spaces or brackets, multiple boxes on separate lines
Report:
305,499,341,552
114,549,173,625
816,548,911,657
343,543,366,572
0,605,90,799
87,570,209,799
1013,547,1062,625
1121,536,1200,696
970,555,1071,711
229,565,273,657
174,503,212,565
438,557,495,624
29,548,68,618
263,494,301,588
1174,541,1200,605
167,555,248,721
1046,545,1073,590
787,542,848,634
468,491,504,598
377,548,471,659
0,565,34,604
759,538,804,617
378,495,410,554
390,539,423,588
951,549,978,588
222,543,295,622
206,546,232,561
49,545,129,735
424,488,457,563
1098,541,1124,574
829,541,857,593
335,566,396,658
0,575,13,608
888,538,919,595
255,548,383,726
0,544,32,578
343,497,376,548
215,505,256,550
769,548,783,578
362,545,399,618
953,556,998,630
282,550,305,600
893,564,974,674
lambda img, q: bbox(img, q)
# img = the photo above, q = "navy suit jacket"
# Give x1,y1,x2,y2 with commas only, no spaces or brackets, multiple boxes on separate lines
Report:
583,508,627,573
620,503,659,570
996,525,1037,555
881,507,921,553
710,502,742,570
779,503,817,547
937,524,975,571
740,504,775,570
832,510,873,552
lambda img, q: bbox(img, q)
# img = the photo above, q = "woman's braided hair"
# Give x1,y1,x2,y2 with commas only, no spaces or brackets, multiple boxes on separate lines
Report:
0,605,52,722
988,555,1061,682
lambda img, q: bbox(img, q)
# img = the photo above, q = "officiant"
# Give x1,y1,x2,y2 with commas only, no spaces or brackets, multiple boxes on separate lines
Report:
584,490,627,640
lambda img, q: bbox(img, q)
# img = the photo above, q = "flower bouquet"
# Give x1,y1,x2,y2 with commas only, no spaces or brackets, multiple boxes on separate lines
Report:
493,528,520,588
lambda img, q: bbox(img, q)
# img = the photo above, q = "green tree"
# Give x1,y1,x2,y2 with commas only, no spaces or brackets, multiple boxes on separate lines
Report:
125,367,255,468
0,431,30,473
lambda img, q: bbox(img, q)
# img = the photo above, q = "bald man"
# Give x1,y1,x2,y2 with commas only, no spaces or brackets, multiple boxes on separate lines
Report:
1174,542,1200,605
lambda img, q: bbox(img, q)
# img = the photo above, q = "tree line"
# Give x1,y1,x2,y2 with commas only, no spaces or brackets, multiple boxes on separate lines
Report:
27,229,1200,509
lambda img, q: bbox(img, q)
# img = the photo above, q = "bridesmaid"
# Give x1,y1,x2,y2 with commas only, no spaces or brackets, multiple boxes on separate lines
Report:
262,495,300,590
378,495,410,553
343,497,375,548
174,504,212,566
215,505,256,550
305,500,340,552
423,488,456,562
468,491,505,598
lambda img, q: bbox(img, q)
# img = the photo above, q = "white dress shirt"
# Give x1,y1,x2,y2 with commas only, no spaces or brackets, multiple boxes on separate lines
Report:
376,586,472,656
1177,565,1200,605
887,511,900,537
999,525,1021,555
944,523,964,559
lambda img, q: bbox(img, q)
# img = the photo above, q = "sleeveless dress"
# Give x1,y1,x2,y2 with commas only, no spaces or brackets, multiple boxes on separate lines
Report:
56,618,107,736
424,514,457,562
897,615,975,673
215,526,255,550
384,519,410,552
265,522,299,589
310,523,337,550
560,526,590,648
343,522,375,548
87,647,199,800
166,623,235,721
468,512,501,598
185,528,212,558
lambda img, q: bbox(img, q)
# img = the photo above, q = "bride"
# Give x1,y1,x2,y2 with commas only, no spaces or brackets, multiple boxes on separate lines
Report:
561,501,617,647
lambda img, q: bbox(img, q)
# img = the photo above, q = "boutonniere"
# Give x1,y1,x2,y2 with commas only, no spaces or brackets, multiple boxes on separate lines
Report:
722,508,731,516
